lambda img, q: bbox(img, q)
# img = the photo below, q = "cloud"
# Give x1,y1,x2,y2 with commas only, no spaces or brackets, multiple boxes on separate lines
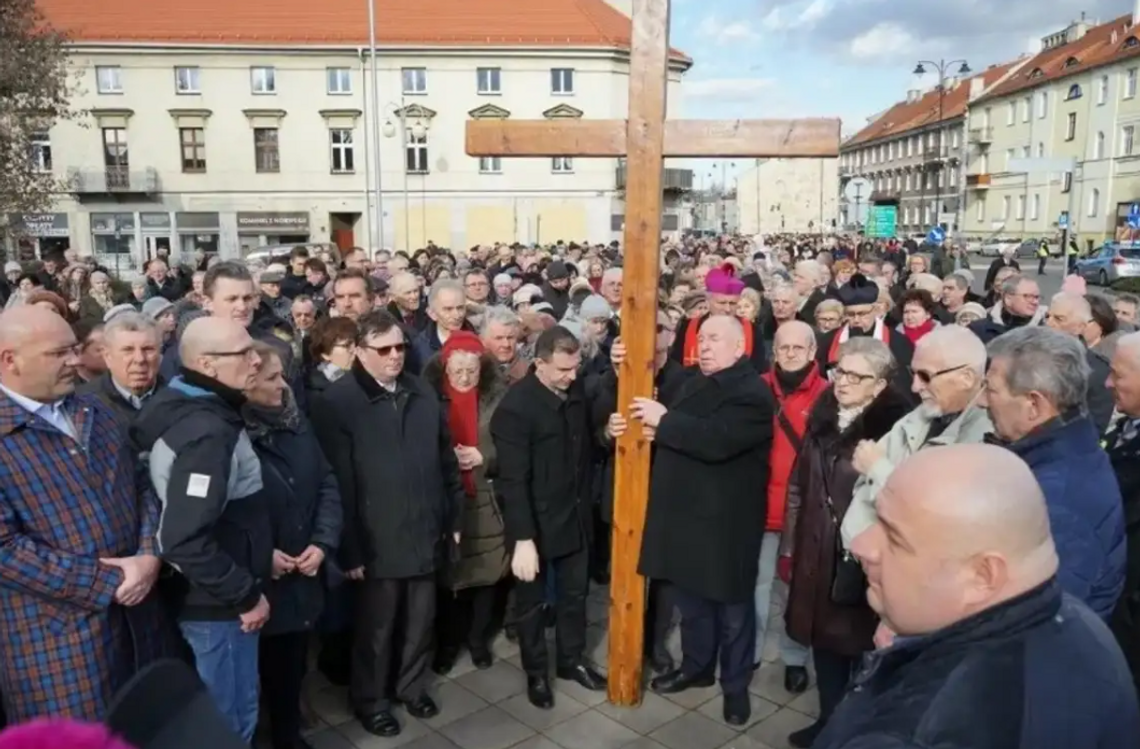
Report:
762,0,831,30
696,15,760,43
683,77,778,100
849,22,921,60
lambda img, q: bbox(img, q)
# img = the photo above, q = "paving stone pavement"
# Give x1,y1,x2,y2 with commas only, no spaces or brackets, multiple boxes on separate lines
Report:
304,582,820,749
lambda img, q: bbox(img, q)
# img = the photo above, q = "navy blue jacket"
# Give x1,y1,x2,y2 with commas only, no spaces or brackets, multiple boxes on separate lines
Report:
1005,415,1126,619
817,581,1139,749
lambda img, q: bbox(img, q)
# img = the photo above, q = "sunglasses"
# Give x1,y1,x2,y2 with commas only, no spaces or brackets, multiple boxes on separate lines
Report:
362,342,406,357
911,363,966,385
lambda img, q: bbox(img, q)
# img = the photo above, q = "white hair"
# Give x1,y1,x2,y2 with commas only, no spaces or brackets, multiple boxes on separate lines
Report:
987,326,1090,412
103,311,160,342
1049,291,1092,322
480,305,520,335
917,324,988,376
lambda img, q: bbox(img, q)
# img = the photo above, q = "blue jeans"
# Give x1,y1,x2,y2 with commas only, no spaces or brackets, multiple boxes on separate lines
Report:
179,620,261,743
754,531,811,666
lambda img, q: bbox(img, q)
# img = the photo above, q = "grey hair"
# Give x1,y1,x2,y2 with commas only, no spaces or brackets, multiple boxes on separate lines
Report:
769,282,800,300
795,259,823,283
428,278,465,306
480,305,520,335
1000,274,1029,296
986,326,1089,412
945,271,971,291
602,267,623,283
836,337,895,380
1050,291,1092,322
102,311,160,342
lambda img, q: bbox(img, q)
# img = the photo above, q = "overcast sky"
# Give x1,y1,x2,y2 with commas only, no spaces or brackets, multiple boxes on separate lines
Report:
670,0,1128,180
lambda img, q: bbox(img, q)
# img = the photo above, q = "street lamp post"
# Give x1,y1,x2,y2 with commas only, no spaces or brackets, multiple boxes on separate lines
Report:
381,105,430,253
366,0,383,251
914,59,970,237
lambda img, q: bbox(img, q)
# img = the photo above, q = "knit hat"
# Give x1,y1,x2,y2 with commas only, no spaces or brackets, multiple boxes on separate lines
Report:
441,330,484,363
705,263,745,296
103,303,138,323
955,302,987,323
546,260,570,280
836,274,879,307
141,296,174,320
579,294,613,321
3,261,20,274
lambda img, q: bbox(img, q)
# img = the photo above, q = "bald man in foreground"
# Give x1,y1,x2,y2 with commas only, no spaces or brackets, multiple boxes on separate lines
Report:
133,317,271,741
636,315,774,725
0,307,170,721
817,444,1139,749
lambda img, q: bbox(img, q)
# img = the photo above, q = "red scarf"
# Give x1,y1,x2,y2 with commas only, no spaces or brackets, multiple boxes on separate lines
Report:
444,382,480,497
902,318,935,345
682,314,754,367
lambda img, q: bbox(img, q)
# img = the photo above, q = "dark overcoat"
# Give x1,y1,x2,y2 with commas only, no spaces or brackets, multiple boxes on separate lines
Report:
781,387,911,657
423,355,511,591
1108,421,1140,691
638,358,774,604
0,391,171,721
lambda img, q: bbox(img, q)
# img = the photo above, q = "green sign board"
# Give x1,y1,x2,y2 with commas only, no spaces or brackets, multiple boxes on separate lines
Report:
865,206,898,239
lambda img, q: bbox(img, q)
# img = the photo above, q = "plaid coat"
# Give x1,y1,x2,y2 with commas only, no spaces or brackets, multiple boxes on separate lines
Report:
0,390,171,721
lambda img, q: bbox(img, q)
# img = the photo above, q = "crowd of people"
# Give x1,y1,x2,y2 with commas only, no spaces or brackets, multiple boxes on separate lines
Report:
0,230,1138,748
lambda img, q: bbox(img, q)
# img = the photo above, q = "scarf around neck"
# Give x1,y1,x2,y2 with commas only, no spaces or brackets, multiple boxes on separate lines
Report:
445,381,480,497
242,386,301,441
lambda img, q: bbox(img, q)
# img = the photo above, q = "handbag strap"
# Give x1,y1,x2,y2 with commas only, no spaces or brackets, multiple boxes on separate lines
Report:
776,407,804,454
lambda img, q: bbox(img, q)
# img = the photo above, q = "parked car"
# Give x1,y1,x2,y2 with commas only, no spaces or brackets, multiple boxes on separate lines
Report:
1075,242,1140,286
242,242,342,267
978,237,1020,257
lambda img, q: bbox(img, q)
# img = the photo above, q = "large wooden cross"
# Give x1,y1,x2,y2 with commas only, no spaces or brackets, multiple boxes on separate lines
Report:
467,0,840,706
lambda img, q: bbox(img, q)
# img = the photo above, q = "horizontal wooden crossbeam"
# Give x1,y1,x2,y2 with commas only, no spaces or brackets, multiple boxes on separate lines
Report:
466,118,841,158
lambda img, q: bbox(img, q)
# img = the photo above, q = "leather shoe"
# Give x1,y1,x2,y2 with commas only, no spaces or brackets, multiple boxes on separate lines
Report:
432,647,459,676
784,665,809,694
556,662,607,691
356,711,400,738
401,694,439,720
723,692,751,726
649,669,715,695
527,674,554,709
470,644,493,670
647,649,674,675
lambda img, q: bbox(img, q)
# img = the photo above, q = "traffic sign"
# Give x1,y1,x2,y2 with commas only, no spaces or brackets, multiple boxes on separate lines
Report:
1058,211,1069,230
843,177,873,203
865,206,897,239
926,226,946,245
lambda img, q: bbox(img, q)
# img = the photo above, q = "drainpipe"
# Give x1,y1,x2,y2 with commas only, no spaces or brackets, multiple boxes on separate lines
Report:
357,47,373,254
367,0,385,252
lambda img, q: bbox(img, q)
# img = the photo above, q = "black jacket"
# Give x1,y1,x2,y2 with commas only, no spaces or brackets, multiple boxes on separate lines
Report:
671,315,770,374
1086,348,1115,435
249,415,342,635
638,358,774,603
78,372,164,436
310,362,465,578
490,371,595,560
1108,421,1140,691
818,581,1139,749
133,371,272,620
146,277,183,302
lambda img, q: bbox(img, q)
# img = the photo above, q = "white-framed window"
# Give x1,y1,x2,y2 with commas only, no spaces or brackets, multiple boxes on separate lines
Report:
402,67,427,94
1124,125,1136,156
477,67,501,94
1065,112,1077,140
1021,96,1031,122
1006,101,1015,125
1089,187,1101,217
1021,145,1030,158
330,129,354,173
1036,91,1047,118
951,128,960,148
1095,131,1106,159
551,68,574,95
1098,74,1109,105
327,68,352,95
976,199,985,222
1062,171,1073,193
174,66,200,94
552,156,574,173
1036,142,1045,158
906,138,913,157
405,133,429,173
1127,68,1138,99
983,107,992,128
1016,194,1026,220
250,66,276,94
1030,193,1040,221
950,169,957,188
254,128,279,173
95,66,122,94
30,131,51,172
478,156,501,174
1005,148,1014,170
1001,195,1011,219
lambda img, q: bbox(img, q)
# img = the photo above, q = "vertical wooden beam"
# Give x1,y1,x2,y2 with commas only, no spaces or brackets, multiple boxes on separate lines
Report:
607,0,669,707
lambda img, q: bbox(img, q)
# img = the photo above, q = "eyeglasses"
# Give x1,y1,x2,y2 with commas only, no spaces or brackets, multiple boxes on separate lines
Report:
205,346,255,359
911,363,967,385
362,342,406,357
831,367,878,385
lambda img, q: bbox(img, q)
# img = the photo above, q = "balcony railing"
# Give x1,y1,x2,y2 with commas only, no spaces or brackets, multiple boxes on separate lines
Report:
966,173,992,189
67,166,159,195
615,165,693,191
970,127,994,144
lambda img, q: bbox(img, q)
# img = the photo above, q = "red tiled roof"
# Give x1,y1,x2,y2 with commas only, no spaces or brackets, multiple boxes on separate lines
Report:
845,59,1024,147
976,14,1140,102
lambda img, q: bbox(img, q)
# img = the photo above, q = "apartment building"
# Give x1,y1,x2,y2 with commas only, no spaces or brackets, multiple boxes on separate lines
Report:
838,60,1025,236
964,12,1140,248
736,157,839,235
5,0,691,269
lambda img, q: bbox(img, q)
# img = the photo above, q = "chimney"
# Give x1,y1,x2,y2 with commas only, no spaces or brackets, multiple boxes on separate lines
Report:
906,89,920,103
969,75,985,101
948,75,961,89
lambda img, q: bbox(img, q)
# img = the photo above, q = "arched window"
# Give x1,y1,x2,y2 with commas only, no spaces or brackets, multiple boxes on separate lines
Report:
1067,83,1083,100
1125,36,1139,49
1095,131,1106,159
1064,57,1080,68
1028,68,1044,79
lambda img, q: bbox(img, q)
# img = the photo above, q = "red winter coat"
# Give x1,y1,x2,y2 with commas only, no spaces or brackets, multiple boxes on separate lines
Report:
760,364,829,531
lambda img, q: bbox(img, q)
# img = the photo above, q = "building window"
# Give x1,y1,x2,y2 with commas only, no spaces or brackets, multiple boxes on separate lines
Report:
1036,142,1045,157
402,68,427,94
1006,101,1015,126
254,127,279,172
1099,74,1110,105
1089,187,1101,217
96,66,122,94
478,156,501,174
1065,112,1077,141
1066,84,1082,100
1127,68,1138,99
1096,131,1106,159
976,199,985,222
1037,91,1048,116
1062,171,1073,193
551,68,575,95
950,169,957,188
30,131,51,172
1004,148,1014,170
251,66,276,94
330,129,354,173
1030,193,1040,221
951,128,960,148
327,68,352,95
983,107,992,128
405,133,429,173
1021,96,1030,123
552,156,574,173
1001,196,1011,220
1015,194,1025,220
102,127,129,188
1021,145,1030,158
1124,125,1136,156
174,66,200,94
179,127,206,173
477,68,501,94
979,153,989,173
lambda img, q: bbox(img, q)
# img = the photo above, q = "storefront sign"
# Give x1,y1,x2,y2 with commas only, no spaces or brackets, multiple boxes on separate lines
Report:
236,211,310,232
140,212,172,230
90,212,136,234
7,212,69,238
175,212,221,231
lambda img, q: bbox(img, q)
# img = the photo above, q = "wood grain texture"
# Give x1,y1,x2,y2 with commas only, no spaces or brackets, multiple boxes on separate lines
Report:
465,117,841,157
606,0,669,707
